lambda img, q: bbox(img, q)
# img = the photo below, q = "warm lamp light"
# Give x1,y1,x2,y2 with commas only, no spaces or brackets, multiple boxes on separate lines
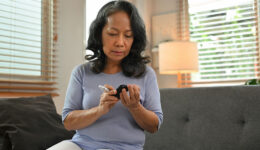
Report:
159,41,199,87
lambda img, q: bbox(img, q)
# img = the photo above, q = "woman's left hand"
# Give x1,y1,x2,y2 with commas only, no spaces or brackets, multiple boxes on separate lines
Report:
120,84,159,133
120,84,141,110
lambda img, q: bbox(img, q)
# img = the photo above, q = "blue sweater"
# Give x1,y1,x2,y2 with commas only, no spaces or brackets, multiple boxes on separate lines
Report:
62,63,163,150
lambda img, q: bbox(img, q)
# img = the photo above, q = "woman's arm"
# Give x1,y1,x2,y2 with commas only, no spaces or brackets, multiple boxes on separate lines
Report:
63,106,103,131
128,103,159,133
64,85,119,131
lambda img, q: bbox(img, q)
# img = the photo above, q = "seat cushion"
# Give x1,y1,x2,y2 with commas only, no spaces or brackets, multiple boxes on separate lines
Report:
0,94,74,150
145,86,260,150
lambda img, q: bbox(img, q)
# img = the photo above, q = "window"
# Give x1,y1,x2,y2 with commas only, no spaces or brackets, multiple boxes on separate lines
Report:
186,0,260,87
85,0,113,55
85,0,113,41
0,0,58,97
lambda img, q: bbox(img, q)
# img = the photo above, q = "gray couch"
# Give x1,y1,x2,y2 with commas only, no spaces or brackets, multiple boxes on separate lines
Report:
144,86,260,150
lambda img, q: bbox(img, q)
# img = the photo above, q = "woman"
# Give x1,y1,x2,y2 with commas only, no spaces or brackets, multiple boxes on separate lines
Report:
49,1,163,150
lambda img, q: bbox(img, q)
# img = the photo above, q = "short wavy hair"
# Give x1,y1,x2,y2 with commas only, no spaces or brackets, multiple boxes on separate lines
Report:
85,0,150,77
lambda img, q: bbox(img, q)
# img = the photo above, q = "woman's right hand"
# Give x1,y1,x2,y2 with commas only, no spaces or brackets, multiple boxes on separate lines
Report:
64,85,119,131
98,84,119,115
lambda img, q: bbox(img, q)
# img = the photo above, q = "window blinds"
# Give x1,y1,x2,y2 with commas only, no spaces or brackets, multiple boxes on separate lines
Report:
0,0,58,97
184,0,260,87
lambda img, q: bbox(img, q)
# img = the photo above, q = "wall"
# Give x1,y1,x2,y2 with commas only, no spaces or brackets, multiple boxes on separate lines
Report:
133,0,180,88
150,0,179,88
151,0,179,15
53,0,85,114
133,0,152,58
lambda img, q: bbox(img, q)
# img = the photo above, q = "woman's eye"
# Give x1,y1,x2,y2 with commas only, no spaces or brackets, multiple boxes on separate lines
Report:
108,33,117,36
125,35,133,38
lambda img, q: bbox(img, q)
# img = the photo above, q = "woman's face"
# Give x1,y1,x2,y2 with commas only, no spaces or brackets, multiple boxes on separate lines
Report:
102,11,134,64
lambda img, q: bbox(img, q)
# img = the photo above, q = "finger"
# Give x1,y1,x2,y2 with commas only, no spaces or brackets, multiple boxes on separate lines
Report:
133,85,140,100
120,92,128,106
108,89,117,96
103,84,117,95
102,99,118,108
103,101,116,109
101,93,118,103
104,84,115,91
120,93,125,104
134,84,140,92
106,99,118,104
105,94,119,101
128,85,135,100
121,88,130,104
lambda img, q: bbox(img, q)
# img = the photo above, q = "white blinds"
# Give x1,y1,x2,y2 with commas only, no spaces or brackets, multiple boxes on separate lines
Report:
0,0,58,97
186,0,260,86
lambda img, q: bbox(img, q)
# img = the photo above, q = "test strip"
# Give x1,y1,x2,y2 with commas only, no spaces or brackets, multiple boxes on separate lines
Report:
98,85,110,92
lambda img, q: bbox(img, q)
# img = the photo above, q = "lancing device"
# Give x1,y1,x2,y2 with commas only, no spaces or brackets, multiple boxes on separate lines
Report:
98,85,110,92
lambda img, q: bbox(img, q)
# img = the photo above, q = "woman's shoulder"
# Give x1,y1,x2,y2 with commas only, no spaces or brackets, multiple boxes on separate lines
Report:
145,65,156,75
71,62,91,75
143,65,157,79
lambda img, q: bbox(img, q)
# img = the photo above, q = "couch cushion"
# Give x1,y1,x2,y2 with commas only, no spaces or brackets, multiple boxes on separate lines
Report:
0,135,2,149
144,86,260,150
0,94,74,150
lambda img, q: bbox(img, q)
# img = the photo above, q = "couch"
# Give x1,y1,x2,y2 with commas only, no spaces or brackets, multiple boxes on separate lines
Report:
144,86,260,150
0,95,74,150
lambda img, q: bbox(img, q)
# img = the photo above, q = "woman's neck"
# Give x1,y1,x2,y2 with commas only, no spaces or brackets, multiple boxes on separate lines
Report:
103,62,121,74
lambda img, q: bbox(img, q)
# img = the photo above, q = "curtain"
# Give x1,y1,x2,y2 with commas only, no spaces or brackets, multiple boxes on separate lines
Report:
183,0,260,87
0,0,58,97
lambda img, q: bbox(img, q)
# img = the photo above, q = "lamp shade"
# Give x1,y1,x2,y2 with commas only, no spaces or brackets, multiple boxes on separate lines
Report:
159,41,199,74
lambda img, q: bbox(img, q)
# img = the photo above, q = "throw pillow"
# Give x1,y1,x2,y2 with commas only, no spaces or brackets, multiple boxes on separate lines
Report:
0,94,74,150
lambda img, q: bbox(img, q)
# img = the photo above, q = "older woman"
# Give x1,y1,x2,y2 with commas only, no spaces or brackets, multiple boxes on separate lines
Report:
48,1,163,150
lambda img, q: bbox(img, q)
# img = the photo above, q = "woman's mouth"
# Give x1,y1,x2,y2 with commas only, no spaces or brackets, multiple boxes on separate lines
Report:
112,51,124,56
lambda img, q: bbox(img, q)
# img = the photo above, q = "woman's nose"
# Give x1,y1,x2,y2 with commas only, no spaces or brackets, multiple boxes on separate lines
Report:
115,35,124,47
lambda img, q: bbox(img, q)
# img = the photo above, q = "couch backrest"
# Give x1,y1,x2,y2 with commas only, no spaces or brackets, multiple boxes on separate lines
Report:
144,86,260,150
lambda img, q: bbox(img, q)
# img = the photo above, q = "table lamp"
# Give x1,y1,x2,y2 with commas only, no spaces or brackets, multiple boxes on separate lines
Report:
159,41,199,88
